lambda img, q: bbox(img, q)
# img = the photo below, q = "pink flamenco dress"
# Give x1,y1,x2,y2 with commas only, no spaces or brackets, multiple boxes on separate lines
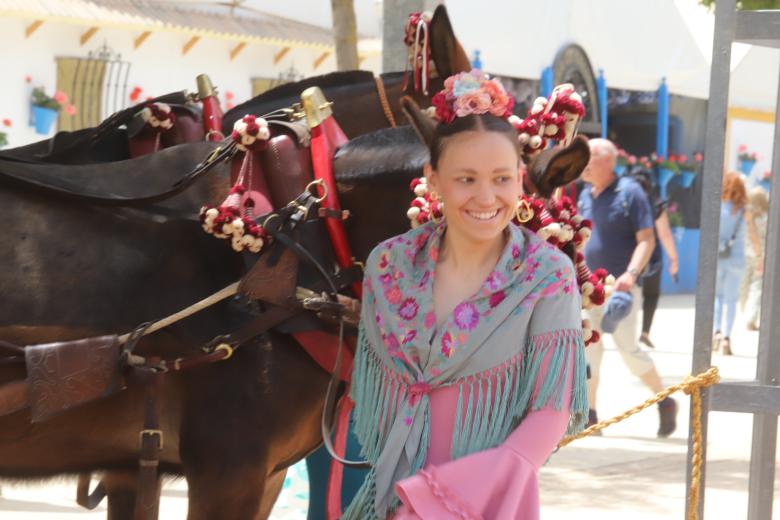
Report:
391,353,574,520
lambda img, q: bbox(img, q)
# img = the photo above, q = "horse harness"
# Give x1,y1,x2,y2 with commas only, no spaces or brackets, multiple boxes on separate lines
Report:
0,94,371,519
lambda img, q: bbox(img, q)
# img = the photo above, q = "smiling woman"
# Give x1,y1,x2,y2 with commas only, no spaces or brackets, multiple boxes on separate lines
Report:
342,71,588,520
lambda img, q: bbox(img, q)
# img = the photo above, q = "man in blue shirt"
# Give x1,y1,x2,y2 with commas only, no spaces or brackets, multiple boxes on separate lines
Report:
578,138,677,438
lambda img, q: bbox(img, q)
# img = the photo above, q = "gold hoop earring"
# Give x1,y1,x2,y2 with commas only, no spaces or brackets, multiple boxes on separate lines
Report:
515,198,533,223
429,191,440,201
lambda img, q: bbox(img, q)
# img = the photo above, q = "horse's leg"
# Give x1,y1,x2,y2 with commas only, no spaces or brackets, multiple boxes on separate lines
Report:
257,468,287,519
185,463,271,520
98,469,158,520
180,334,328,519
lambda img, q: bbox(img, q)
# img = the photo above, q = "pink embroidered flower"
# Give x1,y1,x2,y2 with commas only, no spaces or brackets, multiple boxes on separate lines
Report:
386,285,402,305
453,302,479,331
378,252,390,270
485,271,506,291
374,311,384,327
489,290,506,308
403,330,417,343
384,333,400,353
424,311,436,329
419,270,431,288
441,331,454,357
398,298,420,320
379,272,393,286
511,244,521,259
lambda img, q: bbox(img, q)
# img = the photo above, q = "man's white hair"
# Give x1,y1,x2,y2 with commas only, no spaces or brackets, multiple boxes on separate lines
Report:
589,138,617,162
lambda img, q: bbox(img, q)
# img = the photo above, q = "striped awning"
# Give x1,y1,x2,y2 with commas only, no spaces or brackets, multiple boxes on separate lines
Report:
0,0,336,50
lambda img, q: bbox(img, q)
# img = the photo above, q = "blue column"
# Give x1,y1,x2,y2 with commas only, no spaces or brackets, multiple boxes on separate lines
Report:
540,66,553,97
472,49,482,70
656,77,669,158
597,68,608,138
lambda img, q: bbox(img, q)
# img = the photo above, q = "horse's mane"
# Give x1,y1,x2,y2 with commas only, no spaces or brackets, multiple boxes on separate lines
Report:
334,126,427,183
225,70,376,121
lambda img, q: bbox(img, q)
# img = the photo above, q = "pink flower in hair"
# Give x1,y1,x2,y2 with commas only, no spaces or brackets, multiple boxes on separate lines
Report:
454,90,492,118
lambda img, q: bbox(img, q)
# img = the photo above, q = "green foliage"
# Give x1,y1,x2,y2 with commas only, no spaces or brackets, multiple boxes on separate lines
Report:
0,131,7,148
31,87,62,110
699,0,780,10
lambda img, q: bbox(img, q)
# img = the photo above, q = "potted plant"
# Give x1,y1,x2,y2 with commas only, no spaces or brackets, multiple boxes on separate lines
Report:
737,144,758,176
30,87,75,135
677,152,703,189
653,154,680,200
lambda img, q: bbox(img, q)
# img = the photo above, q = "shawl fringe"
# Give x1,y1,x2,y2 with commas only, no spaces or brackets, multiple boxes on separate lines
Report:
344,326,588,518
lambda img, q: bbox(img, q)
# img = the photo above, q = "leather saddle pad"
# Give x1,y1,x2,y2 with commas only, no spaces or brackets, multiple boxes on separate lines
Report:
25,335,123,422
0,140,220,202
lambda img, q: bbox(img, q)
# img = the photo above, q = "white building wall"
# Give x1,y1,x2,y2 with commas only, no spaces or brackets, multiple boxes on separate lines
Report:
0,15,382,148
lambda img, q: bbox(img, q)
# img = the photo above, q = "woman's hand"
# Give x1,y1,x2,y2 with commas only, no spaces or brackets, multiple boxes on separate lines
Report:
668,256,679,277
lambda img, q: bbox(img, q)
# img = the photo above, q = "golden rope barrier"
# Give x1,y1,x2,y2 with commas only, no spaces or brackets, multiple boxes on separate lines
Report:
558,367,720,520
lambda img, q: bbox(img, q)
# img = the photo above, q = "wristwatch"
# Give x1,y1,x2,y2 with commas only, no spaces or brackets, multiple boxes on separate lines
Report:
627,267,640,280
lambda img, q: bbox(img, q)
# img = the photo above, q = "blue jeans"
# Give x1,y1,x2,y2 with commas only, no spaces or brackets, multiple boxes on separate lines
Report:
714,258,745,337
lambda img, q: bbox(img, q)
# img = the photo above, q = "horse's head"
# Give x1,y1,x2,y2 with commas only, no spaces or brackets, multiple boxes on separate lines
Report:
402,5,472,108
334,126,427,262
429,5,472,82
399,96,590,199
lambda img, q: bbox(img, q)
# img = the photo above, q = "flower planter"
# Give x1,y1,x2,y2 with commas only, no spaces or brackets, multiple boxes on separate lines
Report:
656,167,675,200
614,163,627,177
31,105,58,135
738,158,756,177
680,169,696,189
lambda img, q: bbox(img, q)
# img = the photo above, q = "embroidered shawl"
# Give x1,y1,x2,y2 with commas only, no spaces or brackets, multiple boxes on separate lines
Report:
344,221,588,519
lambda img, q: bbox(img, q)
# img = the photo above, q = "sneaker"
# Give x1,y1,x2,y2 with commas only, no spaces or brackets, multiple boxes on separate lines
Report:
658,397,678,438
639,332,656,349
587,408,603,436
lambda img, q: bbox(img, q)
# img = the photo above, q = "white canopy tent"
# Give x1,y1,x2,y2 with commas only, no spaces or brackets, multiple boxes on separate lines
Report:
444,0,778,112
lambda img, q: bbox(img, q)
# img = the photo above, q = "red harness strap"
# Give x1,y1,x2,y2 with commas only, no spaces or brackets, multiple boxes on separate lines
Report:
310,116,362,298
308,112,367,518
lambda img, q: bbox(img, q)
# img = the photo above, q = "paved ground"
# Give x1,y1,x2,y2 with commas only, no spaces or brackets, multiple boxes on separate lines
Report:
1,294,777,519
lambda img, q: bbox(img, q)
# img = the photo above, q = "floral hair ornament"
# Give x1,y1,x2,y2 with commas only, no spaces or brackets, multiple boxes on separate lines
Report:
429,69,515,124
402,11,433,94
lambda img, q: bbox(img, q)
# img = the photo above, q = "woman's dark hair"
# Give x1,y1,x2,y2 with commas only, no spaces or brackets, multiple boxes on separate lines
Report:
429,113,520,169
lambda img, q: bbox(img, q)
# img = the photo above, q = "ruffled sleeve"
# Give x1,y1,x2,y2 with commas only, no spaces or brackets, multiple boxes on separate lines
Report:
393,410,570,520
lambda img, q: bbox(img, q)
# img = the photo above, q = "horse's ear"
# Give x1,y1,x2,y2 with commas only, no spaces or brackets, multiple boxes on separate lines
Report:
429,5,471,78
527,136,590,198
401,96,436,147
